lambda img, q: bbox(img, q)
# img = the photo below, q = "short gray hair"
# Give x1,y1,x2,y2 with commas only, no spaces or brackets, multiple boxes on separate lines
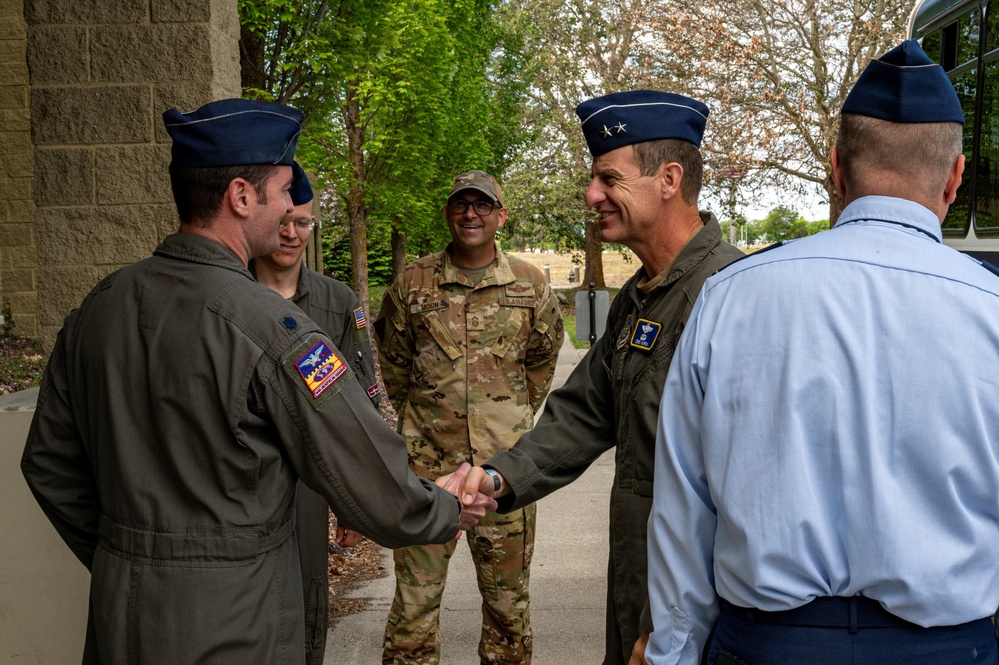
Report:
835,114,963,201
632,139,703,205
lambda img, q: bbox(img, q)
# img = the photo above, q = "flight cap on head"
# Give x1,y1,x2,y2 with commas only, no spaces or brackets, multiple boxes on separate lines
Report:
290,162,314,206
163,98,304,168
842,40,964,124
575,90,710,157
448,170,503,206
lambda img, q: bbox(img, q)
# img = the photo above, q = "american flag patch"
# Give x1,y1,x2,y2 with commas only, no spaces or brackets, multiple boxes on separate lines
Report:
353,306,367,329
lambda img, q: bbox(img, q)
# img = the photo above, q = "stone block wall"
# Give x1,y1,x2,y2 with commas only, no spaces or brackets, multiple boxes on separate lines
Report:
19,0,240,349
0,0,37,337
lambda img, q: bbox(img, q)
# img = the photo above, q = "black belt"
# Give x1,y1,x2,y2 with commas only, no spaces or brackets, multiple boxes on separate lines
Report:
719,597,917,633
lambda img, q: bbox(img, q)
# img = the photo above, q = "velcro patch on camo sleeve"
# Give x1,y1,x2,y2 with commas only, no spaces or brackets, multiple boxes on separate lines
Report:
282,334,355,409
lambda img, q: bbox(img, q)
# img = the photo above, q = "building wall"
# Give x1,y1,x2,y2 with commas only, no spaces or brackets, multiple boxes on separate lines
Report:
1,2,242,662
23,0,241,350
0,0,37,338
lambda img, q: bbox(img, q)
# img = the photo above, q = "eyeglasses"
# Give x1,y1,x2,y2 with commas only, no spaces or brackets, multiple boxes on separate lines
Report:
280,217,316,233
447,199,500,215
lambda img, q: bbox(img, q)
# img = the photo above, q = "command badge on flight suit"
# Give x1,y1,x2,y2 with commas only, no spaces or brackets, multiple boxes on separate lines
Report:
629,318,661,351
295,339,348,398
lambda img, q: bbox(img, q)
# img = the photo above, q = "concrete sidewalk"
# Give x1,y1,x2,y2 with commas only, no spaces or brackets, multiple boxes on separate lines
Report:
326,345,612,664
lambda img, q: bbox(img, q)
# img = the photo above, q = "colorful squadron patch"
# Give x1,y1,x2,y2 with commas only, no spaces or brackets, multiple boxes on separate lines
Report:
629,318,662,351
295,340,348,398
353,306,367,329
617,314,635,349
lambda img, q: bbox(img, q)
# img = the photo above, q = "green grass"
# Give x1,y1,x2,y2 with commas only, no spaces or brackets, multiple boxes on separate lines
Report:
562,316,591,349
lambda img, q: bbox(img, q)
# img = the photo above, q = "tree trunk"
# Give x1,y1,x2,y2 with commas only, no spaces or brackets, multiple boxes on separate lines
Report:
727,179,739,245
346,85,369,314
391,227,407,282
824,174,844,227
583,219,605,288
238,25,265,93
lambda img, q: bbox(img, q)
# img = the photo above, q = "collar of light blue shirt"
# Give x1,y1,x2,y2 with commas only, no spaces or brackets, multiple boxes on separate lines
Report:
833,195,943,243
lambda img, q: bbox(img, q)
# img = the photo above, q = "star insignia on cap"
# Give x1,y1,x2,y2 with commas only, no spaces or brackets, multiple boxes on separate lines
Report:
601,125,613,138
614,122,627,133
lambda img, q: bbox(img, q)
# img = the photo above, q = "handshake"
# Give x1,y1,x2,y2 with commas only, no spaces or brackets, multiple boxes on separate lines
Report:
434,463,510,534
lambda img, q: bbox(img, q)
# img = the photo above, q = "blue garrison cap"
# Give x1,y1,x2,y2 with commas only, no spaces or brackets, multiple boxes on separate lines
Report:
163,98,304,168
842,40,964,124
290,162,314,205
575,90,709,157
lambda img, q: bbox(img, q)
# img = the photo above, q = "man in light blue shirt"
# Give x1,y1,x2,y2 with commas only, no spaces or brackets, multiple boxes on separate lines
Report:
647,40,999,665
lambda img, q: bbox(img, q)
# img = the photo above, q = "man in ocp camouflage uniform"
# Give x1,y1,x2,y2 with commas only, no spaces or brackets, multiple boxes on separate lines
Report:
374,170,564,664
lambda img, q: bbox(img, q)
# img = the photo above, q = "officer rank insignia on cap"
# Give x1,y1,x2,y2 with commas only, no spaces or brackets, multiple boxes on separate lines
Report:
295,339,348,398
353,306,367,329
576,90,710,157
630,318,662,351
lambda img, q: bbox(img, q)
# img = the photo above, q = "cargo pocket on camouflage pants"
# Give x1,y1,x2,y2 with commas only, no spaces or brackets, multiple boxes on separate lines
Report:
469,505,537,664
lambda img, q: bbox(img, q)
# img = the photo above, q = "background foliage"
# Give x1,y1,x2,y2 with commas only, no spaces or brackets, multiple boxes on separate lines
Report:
238,0,915,303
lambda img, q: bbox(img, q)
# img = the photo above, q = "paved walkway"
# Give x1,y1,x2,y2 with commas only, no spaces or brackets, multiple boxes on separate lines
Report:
326,345,613,664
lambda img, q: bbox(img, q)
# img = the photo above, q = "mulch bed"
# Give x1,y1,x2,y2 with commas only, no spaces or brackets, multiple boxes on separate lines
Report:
327,357,397,627
328,515,391,625
0,333,45,395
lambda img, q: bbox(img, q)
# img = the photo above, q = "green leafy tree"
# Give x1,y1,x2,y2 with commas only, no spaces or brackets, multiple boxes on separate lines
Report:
239,0,533,312
743,217,767,245
761,205,808,242
806,219,831,236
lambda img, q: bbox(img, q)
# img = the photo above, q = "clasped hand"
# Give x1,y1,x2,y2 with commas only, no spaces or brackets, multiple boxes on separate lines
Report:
435,463,498,533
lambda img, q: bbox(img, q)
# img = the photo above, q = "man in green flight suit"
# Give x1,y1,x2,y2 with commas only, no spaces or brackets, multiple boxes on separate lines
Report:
375,170,564,664
253,162,381,664
20,98,494,665
457,91,744,665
